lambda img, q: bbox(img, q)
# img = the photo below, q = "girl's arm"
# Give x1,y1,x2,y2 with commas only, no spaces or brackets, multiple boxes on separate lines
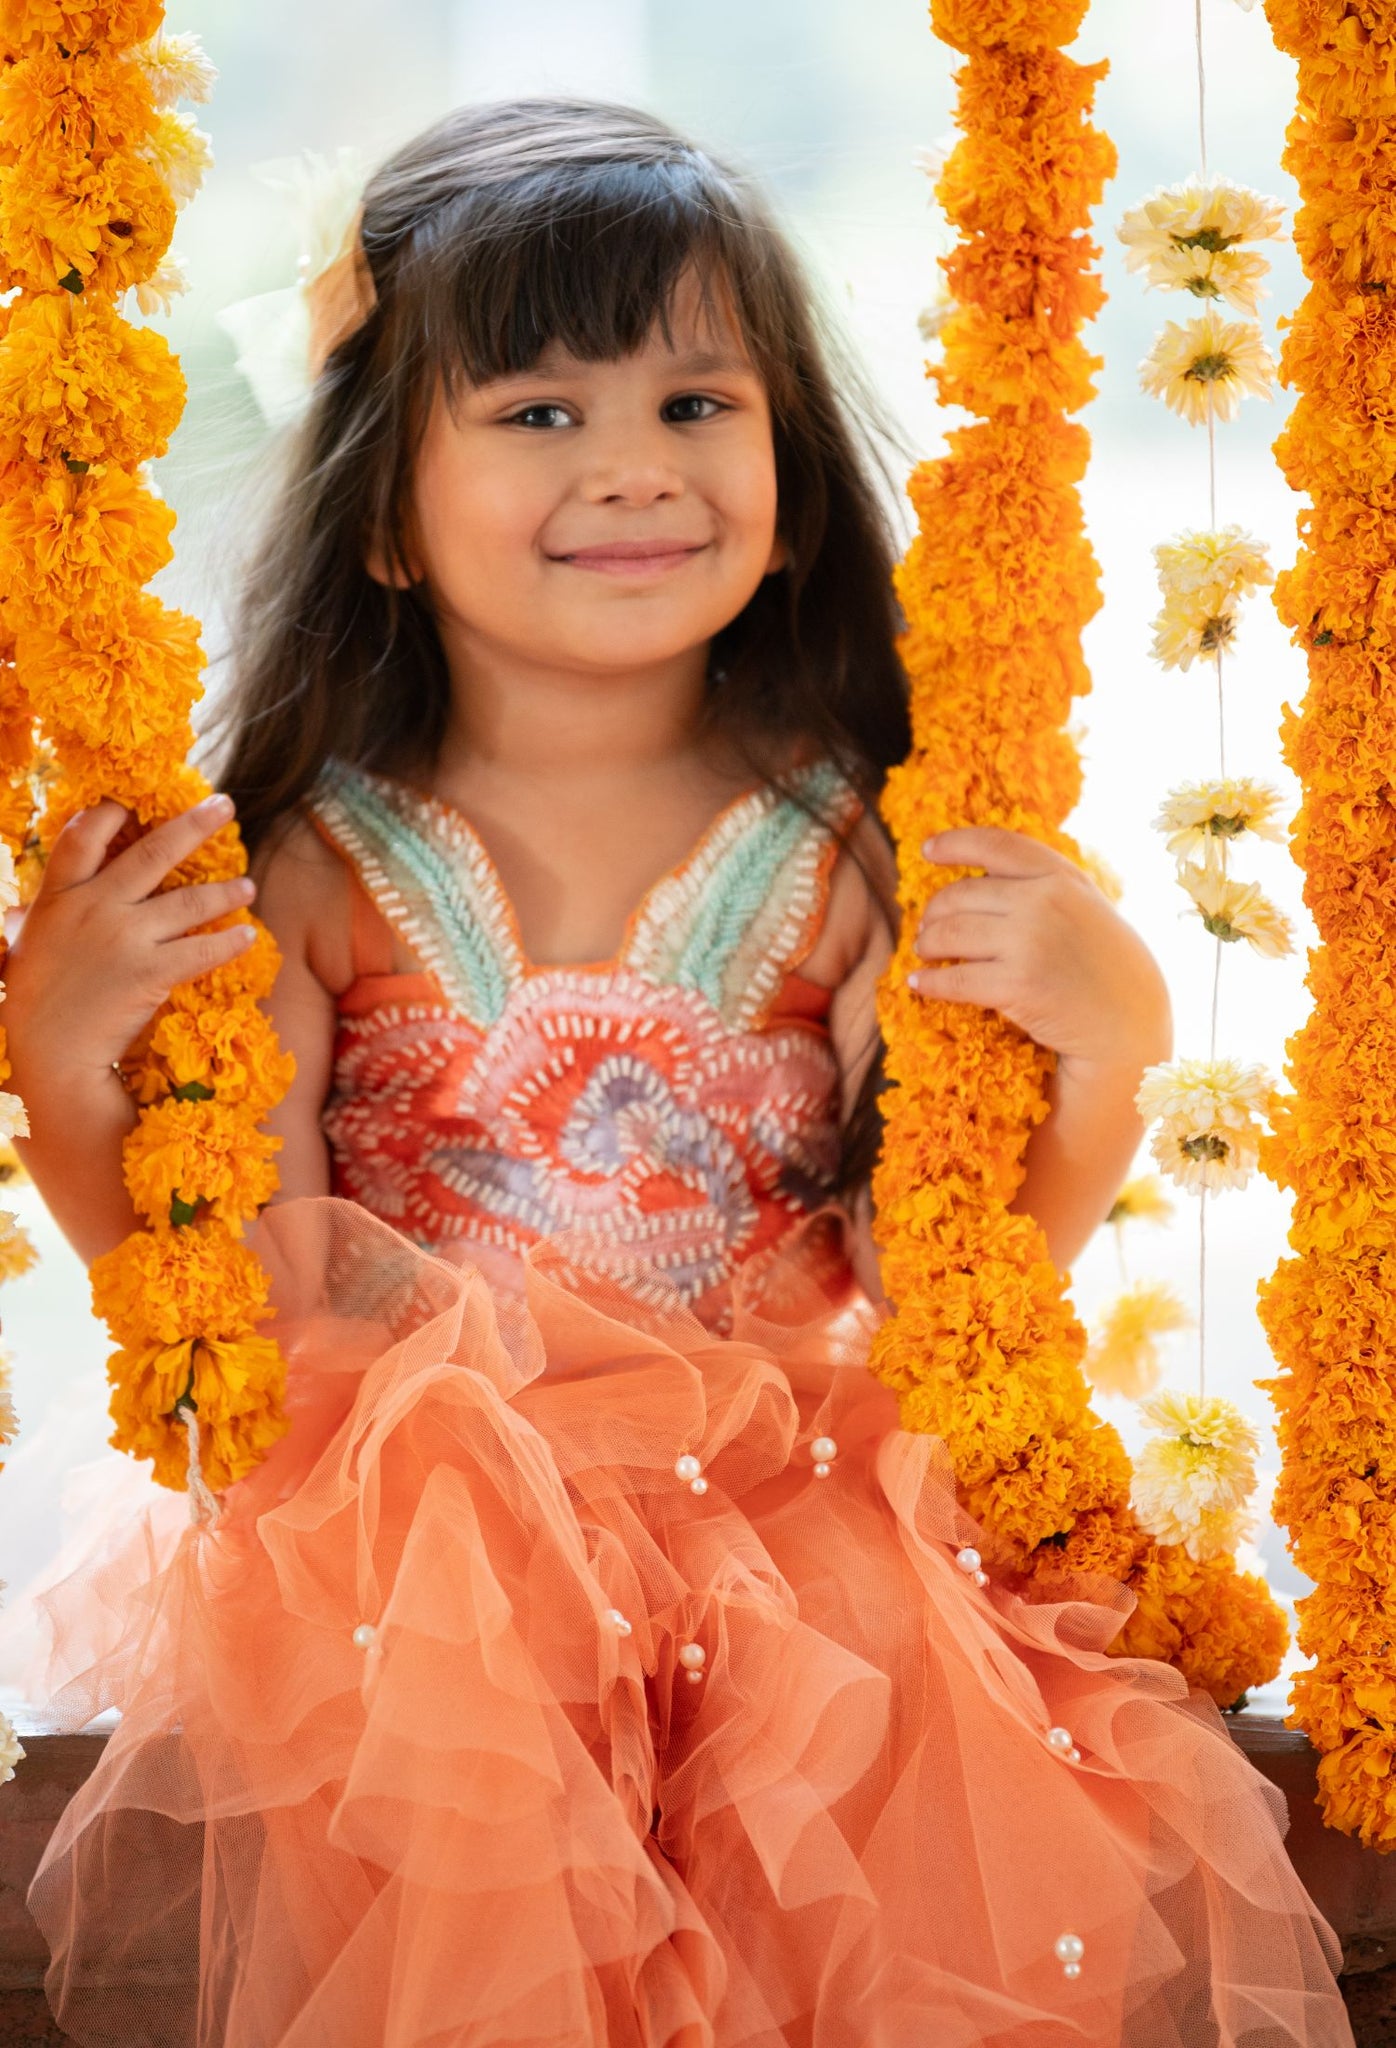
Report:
831,824,1172,1301
3,797,260,1265
246,818,341,1203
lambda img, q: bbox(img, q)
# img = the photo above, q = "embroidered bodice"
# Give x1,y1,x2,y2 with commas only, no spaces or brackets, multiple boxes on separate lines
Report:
305,758,865,1321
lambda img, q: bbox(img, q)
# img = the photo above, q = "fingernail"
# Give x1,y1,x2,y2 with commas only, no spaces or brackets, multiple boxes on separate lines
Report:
922,836,938,857
203,794,234,816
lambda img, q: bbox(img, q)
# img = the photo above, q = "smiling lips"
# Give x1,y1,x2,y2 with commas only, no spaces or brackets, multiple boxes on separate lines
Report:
554,539,707,576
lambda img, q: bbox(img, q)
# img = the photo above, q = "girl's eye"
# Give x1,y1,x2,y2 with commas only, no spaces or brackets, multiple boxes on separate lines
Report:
664,394,727,423
505,403,574,430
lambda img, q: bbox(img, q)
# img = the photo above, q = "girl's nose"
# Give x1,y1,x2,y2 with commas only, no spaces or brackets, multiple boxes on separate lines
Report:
579,422,685,505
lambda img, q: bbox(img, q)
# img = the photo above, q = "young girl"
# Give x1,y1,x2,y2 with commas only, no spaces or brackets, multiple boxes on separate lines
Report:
6,97,1351,2048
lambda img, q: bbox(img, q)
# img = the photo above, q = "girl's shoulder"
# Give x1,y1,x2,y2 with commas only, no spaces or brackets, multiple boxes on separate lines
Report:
800,800,899,991
248,806,360,999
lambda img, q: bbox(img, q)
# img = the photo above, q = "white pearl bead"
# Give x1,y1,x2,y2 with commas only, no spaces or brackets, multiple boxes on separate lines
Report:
1069,1747,1081,1764
813,1462,831,1479
974,1570,989,1587
955,1547,982,1574
811,1436,838,1463
675,1454,702,1483
1063,1961,1081,1980
1054,1934,1085,1964
1046,1726,1074,1754
602,1608,633,1636
351,1623,377,1651
678,1642,706,1671
685,1668,704,1684
689,1476,709,1496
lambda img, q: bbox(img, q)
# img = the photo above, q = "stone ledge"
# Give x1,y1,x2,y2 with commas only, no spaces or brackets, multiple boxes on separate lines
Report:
2,1713,1395,2045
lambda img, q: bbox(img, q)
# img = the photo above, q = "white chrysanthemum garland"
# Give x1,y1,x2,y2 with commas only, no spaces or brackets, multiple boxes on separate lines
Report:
1096,6,1297,1565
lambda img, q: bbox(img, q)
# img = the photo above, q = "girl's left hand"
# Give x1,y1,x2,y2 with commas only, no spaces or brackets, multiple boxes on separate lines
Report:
909,826,1172,1074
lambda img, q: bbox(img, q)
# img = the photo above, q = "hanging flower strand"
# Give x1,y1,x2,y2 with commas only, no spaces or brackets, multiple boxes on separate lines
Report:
1252,0,1396,1851
0,0,295,1508
1105,13,1289,1573
871,0,1285,1709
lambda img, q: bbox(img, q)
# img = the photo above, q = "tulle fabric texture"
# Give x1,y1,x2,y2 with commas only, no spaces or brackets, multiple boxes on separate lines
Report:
26,1194,1351,2048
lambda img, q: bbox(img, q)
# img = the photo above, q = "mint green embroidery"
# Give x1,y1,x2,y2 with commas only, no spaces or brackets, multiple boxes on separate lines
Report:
311,758,859,1035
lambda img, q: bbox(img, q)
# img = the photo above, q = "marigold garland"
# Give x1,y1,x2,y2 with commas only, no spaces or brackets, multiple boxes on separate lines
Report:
0,2,294,1498
1256,0,1396,1849
870,0,1287,1704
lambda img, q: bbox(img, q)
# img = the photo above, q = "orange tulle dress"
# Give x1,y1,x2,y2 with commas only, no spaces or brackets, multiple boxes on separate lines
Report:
26,760,1352,2047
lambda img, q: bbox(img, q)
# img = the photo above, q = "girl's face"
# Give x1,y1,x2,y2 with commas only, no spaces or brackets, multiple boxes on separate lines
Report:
386,267,787,678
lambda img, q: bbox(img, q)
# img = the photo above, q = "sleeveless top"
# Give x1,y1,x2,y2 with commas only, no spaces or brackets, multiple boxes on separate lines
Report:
304,758,866,1322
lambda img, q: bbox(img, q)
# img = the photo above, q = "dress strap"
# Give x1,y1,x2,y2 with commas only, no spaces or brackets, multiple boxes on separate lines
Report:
306,769,522,1025
620,760,864,1033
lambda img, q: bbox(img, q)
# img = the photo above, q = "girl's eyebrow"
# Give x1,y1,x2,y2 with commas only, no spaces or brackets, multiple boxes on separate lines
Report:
484,346,756,386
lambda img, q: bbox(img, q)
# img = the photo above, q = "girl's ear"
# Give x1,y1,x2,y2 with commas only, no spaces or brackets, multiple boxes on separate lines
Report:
765,531,791,575
362,518,423,590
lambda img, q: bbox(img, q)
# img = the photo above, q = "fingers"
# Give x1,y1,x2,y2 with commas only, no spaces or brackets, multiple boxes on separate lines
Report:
103,793,237,905
915,910,1005,963
925,826,1071,880
156,922,261,989
41,799,132,891
909,957,1003,1007
141,874,257,946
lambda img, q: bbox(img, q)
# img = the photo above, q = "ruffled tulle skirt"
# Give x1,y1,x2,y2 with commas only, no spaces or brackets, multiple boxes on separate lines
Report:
25,1196,1351,2047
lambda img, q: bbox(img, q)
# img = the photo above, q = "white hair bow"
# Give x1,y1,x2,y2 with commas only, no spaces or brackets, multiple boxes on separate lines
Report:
216,147,373,429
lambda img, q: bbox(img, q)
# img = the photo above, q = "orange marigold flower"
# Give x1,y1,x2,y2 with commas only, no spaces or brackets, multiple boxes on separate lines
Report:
16,591,203,755
91,1221,274,1348
0,290,184,470
0,0,162,56
0,150,174,298
108,1333,288,1493
121,1097,281,1232
0,467,173,628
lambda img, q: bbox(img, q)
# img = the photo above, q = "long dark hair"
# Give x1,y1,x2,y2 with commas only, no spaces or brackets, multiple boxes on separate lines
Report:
207,96,912,1199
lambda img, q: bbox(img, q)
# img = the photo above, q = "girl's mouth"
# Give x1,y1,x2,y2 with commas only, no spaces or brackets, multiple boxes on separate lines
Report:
552,542,708,578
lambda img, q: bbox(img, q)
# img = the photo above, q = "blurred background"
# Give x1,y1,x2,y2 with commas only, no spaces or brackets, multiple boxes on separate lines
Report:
0,0,1318,1698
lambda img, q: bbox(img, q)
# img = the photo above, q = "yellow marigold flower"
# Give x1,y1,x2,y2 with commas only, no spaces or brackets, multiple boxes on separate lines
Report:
121,1098,281,1232
1153,778,1286,868
139,109,213,209
1139,310,1275,426
1086,1282,1190,1401
108,1333,288,1493
0,45,156,159
1149,594,1238,673
0,150,176,300
1132,1390,1261,1561
91,1223,273,1349
0,1337,16,1445
125,28,217,107
1178,866,1295,958
1118,178,1284,274
0,291,186,471
147,1003,296,1116
0,469,175,632
0,1139,29,1188
1146,242,1272,317
1106,1174,1174,1227
1153,524,1273,611
0,1209,36,1284
1136,1056,1274,1194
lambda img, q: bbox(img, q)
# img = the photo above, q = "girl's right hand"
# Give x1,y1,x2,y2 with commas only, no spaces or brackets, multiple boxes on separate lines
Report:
3,792,260,1083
